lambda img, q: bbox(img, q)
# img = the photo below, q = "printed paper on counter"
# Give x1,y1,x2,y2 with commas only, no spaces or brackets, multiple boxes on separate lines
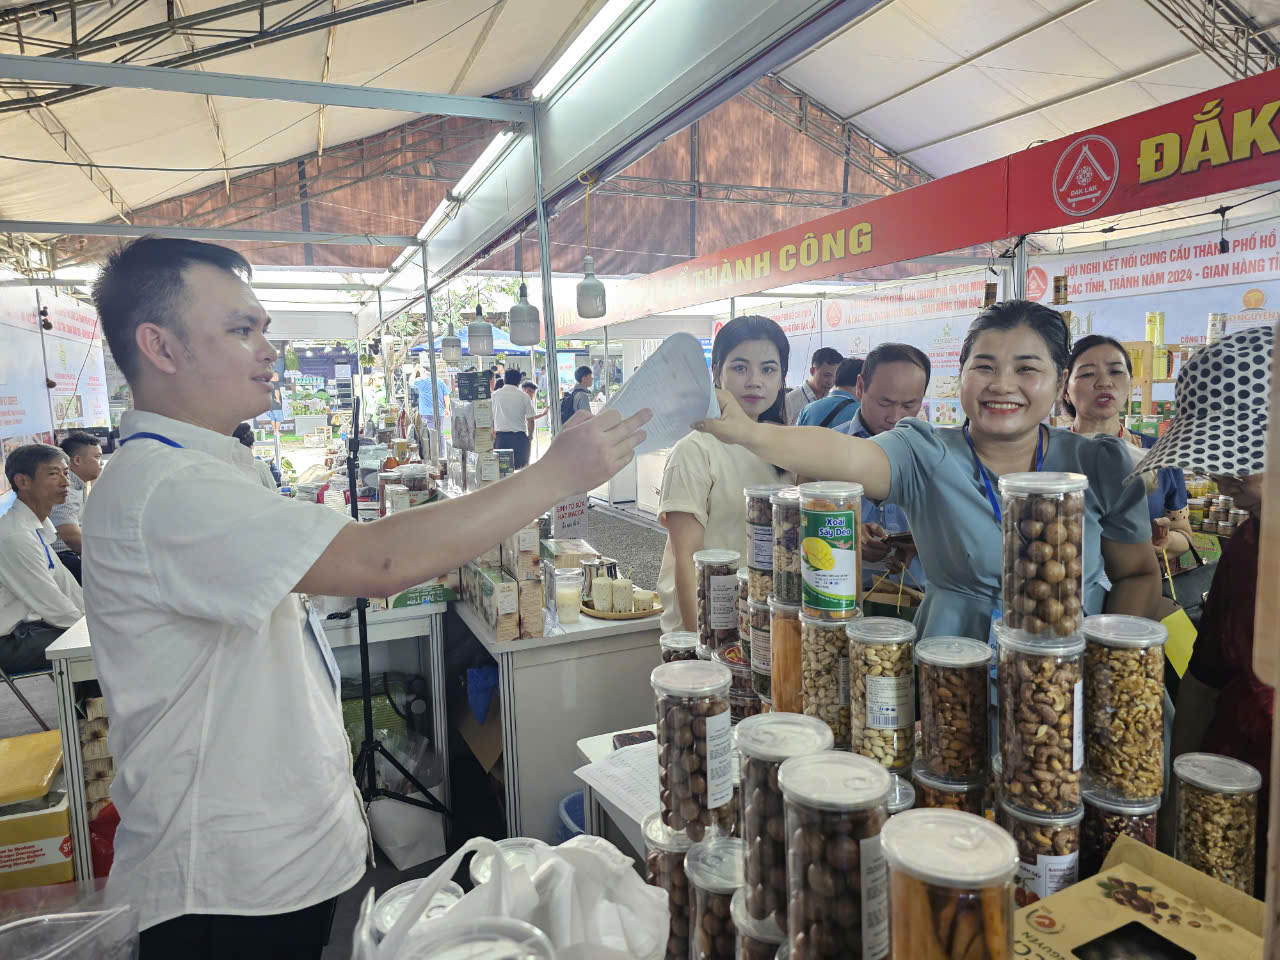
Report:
602,332,718,456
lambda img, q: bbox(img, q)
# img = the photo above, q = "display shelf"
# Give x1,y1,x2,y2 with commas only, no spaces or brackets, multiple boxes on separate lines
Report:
455,597,660,658
1123,340,1199,417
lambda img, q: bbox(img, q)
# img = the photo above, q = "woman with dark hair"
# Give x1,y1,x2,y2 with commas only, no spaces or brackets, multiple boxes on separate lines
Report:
656,315,790,631
695,300,1160,639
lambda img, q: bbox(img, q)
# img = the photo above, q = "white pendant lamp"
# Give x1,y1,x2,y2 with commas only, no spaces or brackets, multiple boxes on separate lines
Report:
440,322,462,364
575,172,606,319
507,282,541,346
467,304,493,356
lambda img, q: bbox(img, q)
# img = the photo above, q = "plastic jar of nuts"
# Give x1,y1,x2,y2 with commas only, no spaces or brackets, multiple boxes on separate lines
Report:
797,481,863,620
1173,753,1261,895
771,488,802,604
661,631,700,663
653,660,735,843
712,643,761,725
686,836,745,960
996,800,1083,904
911,764,986,816
746,483,787,599
917,636,990,782
778,752,892,959
997,624,1083,814
731,887,785,960
768,597,803,713
738,568,750,650
1081,615,1166,800
880,809,1019,960
848,617,916,772
1080,789,1158,879
748,599,772,697
735,713,834,932
644,810,694,960
695,549,742,652
888,774,916,816
998,472,1087,639
799,610,858,748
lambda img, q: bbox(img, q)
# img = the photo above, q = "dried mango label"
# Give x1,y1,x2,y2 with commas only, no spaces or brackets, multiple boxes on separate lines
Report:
801,508,858,612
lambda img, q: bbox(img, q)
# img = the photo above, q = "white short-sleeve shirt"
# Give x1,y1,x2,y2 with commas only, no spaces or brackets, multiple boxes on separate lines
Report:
491,383,535,433
81,410,369,932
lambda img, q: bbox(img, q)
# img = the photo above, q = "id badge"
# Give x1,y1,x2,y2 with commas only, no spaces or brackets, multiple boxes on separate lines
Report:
305,601,342,696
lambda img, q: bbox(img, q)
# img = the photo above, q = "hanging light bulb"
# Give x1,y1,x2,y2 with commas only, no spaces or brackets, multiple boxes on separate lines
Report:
577,255,606,319
507,281,541,346
440,321,462,364
467,303,493,356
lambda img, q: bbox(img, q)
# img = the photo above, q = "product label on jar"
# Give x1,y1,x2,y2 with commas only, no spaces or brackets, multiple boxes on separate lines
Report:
1015,852,1078,902
749,522,773,569
705,709,733,808
860,834,890,959
1072,678,1084,771
709,574,738,629
866,675,913,729
751,627,772,672
839,656,850,704
800,509,858,612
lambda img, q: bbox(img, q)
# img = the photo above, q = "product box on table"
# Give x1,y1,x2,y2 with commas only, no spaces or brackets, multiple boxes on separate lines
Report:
383,483,434,515
387,577,455,608
475,452,500,484
463,561,519,642
502,519,545,582
539,538,598,569
0,786,72,890
456,370,491,401
518,581,544,639
494,448,515,478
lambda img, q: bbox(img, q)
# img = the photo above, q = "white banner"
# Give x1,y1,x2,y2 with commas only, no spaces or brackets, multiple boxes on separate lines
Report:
42,292,109,432
0,285,55,494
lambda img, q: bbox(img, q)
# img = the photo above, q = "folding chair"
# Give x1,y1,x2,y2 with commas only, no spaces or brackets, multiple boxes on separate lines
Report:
0,661,53,731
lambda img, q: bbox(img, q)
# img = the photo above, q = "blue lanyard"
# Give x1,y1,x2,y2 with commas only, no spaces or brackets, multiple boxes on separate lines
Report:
34,529,54,570
964,422,1046,526
120,432,184,449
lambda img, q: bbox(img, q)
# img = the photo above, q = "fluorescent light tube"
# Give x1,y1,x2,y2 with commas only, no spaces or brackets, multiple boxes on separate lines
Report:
531,0,635,100
453,130,513,197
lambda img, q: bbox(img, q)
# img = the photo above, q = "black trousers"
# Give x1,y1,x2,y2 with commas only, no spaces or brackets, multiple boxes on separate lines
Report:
57,549,82,584
0,620,62,673
139,897,338,960
495,430,532,469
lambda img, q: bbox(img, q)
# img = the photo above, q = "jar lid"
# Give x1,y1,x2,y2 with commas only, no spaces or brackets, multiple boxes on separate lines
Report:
767,596,801,616
745,482,789,499
397,918,556,960
993,620,1084,658
553,567,583,579
693,548,741,566
917,636,992,668
469,838,551,885
712,643,750,675
660,631,698,650
1082,787,1161,816
747,598,771,615
684,837,745,894
997,471,1088,495
778,752,891,812
769,487,800,506
801,608,862,627
1082,615,1167,649
651,660,732,698
879,809,1019,888
1173,753,1262,794
846,616,916,646
911,763,986,793
888,774,916,814
730,888,785,945
998,797,1083,828
737,567,748,582
373,879,463,938
797,480,864,500
642,810,692,854
733,713,834,762
1230,508,1249,518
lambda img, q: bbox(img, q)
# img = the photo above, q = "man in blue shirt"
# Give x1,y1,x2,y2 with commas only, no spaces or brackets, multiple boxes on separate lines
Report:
797,357,863,429
411,363,450,428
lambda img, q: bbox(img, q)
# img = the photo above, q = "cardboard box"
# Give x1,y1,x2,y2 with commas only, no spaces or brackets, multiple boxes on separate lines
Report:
456,370,491,401
387,580,454,608
518,580,545,639
0,779,72,890
539,538,598,569
501,522,542,581
494,448,515,478
462,562,518,642
383,484,433,515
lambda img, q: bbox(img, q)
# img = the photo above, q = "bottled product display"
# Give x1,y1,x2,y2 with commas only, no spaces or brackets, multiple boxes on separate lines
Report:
731,888,785,960
799,611,856,748
999,473,1087,639
911,764,986,817
686,837,746,960
661,630,700,663
1081,615,1166,800
916,636,990,782
554,568,584,624
644,811,693,960
777,752,892,960
771,488,802,604
696,549,743,651
797,482,863,620
848,617,917,772
735,713,834,932
888,774,916,816
1080,790,1159,879
738,568,750,652
769,597,803,713
748,600,771,697
712,644,761,724
880,809,1019,960
1173,753,1261,895
653,661,735,843
997,800,1082,905
746,484,788,602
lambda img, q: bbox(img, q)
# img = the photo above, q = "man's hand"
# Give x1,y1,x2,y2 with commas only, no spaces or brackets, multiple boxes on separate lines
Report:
538,407,651,495
694,389,760,449
862,522,891,563
1151,516,1171,550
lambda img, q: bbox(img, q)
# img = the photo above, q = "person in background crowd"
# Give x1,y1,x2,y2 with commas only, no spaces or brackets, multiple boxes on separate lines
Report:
50,430,103,583
657,315,790,632
410,363,449,431
1160,326,1272,896
784,346,842,424
493,369,535,469
232,422,279,490
536,365,548,395
563,366,594,420
522,380,548,441
797,357,863,429
0,444,84,672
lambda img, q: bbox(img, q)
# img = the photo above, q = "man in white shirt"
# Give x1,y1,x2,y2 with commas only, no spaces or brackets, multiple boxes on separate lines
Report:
49,430,103,583
83,237,649,958
492,368,536,468
0,443,84,672
783,346,842,424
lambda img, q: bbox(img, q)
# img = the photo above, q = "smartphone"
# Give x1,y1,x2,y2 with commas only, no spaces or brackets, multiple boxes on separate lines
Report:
612,730,656,749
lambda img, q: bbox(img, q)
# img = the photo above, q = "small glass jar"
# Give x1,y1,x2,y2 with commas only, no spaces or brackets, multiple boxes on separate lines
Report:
880,809,1019,960
686,837,745,960
997,624,1084,814
848,617,916,772
712,644,760,725
695,549,742,652
917,636,990,782
770,488,802,604
747,599,772,697
1174,753,1262,895
799,610,858,748
1202,519,1219,535
999,472,1087,639
644,810,693,960
757,695,773,714
652,660,735,843
888,774,916,816
396,918,555,959
735,713,833,932
1080,790,1159,879
731,887,784,960
997,800,1083,905
778,752,891,958
1230,507,1250,529
1219,518,1236,537
768,596,802,713
554,568,584,625
1082,615,1166,800
738,568,750,651
797,481,863,620
661,631,700,663
1187,498,1205,527
697,644,713,661
746,483,786,593
912,764,986,816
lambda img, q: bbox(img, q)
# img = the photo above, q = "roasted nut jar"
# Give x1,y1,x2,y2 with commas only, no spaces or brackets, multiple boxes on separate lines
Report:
1174,752,1262,895
799,610,859,748
769,597,803,714
880,809,1019,960
917,636,990,782
778,751,892,960
997,800,1082,905
997,624,1083,814
848,617,916,772
748,600,772,697
887,774,916,816
1081,614,1166,799
738,568,750,648
1080,789,1158,879
732,887,785,960
713,643,761,725
735,713,834,932
686,836,746,960
644,810,694,960
653,660,735,843
911,764,986,817
771,488,802,604
746,483,788,594
661,630,700,664
998,472,1087,639
797,481,863,620
696,549,743,652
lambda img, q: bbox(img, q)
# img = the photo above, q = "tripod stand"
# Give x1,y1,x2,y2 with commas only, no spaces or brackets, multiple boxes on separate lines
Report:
345,396,450,820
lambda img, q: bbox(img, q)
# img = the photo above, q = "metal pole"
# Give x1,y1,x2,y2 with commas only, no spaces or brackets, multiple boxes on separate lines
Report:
376,287,390,412
532,109,561,434
421,244,442,461
729,296,735,320
1013,235,1028,300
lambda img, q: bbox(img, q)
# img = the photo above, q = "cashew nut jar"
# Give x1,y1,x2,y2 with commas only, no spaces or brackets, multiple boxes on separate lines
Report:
686,836,746,960
1080,789,1158,879
769,597,803,714
738,568,750,648
696,549,742,652
799,610,859,748
998,472,1087,639
996,800,1083,905
771,488,802,604
848,617,916,772
1174,753,1261,895
778,751,892,959
1081,615,1166,799
653,660,735,843
746,483,787,602
917,636,990,782
732,887,785,960
997,625,1084,814
880,809,1019,960
797,482,862,620
644,810,694,960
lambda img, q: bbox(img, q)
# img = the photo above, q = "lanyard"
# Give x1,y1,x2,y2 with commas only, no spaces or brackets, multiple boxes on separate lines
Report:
120,431,184,449
34,529,54,570
964,422,1046,526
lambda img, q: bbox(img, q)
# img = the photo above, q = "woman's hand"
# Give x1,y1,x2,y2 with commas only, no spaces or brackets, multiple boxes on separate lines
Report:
694,389,760,448
1150,516,1171,550
862,522,892,563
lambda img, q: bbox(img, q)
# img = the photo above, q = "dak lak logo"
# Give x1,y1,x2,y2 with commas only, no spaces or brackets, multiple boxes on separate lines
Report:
825,302,844,329
1052,134,1119,217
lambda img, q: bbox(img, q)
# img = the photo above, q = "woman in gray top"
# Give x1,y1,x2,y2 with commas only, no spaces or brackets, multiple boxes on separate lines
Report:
695,300,1160,640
